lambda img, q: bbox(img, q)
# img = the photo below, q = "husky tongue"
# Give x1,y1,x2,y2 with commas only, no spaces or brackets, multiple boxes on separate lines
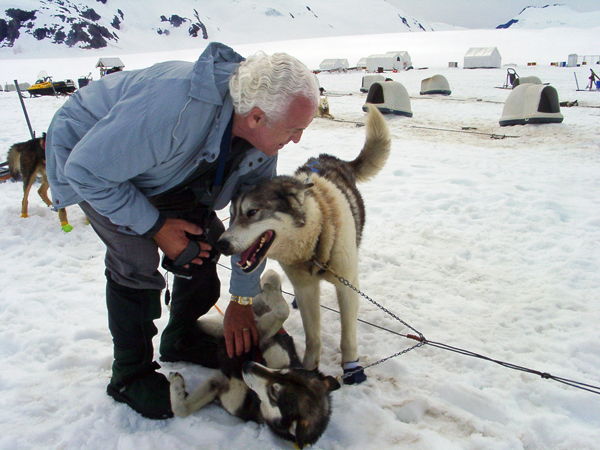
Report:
238,231,273,268
239,245,256,267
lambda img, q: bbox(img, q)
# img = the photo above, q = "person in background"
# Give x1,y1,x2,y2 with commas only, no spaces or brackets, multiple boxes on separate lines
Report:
46,42,319,419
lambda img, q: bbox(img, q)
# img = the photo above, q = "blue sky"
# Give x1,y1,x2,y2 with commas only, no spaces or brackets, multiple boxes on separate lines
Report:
385,0,600,28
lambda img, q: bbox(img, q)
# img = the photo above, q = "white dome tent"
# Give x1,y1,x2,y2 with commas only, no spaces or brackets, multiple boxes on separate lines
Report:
360,74,385,93
362,81,412,117
420,74,451,95
512,75,542,88
499,83,564,126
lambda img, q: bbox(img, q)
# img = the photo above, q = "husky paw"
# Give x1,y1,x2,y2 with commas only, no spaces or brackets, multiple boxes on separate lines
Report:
169,372,186,397
342,362,367,385
61,222,73,233
169,372,191,417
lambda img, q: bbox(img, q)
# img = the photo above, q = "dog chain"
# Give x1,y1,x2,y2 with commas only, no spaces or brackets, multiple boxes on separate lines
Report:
312,260,427,380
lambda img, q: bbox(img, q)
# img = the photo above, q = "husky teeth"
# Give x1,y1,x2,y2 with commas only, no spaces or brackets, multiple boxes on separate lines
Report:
238,233,268,269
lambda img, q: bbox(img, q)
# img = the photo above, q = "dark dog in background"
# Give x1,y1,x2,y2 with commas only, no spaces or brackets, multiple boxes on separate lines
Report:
7,134,72,231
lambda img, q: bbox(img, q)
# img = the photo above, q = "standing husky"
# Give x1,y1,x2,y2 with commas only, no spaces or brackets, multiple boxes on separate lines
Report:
169,270,340,449
216,104,391,384
7,134,72,231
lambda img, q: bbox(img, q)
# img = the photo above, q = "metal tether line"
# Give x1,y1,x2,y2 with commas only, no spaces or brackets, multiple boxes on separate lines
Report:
311,260,426,381
216,261,600,395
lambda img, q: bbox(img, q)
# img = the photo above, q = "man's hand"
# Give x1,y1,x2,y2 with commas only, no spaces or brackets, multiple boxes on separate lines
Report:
224,302,259,357
152,218,211,265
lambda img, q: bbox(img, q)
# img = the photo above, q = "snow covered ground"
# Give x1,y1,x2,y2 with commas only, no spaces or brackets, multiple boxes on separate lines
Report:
1,27,600,450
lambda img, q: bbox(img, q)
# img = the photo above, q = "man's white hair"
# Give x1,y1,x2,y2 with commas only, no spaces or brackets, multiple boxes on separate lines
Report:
229,51,319,123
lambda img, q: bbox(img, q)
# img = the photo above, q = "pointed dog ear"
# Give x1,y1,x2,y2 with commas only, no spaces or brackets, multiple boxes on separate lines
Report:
294,419,311,449
278,180,313,227
322,374,341,392
290,182,313,206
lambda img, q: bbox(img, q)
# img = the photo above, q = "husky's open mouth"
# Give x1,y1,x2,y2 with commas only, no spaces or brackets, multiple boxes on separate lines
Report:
237,230,275,273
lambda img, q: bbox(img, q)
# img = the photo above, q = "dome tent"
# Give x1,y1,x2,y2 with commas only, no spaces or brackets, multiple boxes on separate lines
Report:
512,76,542,88
500,83,563,126
420,74,451,95
360,74,385,93
362,81,412,117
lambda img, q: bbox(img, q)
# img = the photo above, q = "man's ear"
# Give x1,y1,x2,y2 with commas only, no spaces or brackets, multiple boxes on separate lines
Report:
247,107,266,129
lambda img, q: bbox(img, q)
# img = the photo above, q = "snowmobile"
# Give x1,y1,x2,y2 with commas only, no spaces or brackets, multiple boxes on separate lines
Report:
27,77,76,97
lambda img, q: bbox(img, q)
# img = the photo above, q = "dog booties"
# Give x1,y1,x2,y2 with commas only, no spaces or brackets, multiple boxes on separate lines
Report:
342,360,367,385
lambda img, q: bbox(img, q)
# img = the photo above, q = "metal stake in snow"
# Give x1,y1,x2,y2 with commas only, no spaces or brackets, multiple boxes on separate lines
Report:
15,79,35,139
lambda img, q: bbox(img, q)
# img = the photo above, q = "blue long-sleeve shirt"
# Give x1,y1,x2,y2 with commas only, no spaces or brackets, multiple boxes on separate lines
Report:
46,42,276,297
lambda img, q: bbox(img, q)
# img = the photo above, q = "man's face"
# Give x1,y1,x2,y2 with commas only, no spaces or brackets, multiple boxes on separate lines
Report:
254,96,316,157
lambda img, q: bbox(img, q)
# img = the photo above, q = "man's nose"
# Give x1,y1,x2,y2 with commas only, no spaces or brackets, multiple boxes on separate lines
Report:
291,130,303,144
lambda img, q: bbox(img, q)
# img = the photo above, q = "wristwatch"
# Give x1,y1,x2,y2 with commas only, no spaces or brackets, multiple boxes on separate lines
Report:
230,295,253,306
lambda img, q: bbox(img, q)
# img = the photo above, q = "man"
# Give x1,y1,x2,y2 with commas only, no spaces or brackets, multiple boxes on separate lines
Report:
46,42,319,420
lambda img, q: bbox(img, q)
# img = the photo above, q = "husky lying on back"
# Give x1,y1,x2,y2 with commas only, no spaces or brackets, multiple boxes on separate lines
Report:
216,104,391,384
169,270,340,449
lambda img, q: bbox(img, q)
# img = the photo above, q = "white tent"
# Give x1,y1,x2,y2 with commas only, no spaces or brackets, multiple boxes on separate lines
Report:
567,54,578,67
319,58,349,71
420,74,451,95
362,81,412,117
366,51,412,72
512,76,542,88
464,47,501,69
356,57,368,69
3,82,30,92
360,74,385,93
499,83,563,126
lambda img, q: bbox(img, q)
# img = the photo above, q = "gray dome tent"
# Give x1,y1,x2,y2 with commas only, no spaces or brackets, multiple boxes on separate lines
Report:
362,81,412,117
512,76,542,88
420,74,451,95
500,83,563,126
360,74,385,93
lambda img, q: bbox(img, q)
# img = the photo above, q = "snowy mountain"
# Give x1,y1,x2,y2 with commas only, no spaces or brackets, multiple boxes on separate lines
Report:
0,0,432,56
496,4,600,29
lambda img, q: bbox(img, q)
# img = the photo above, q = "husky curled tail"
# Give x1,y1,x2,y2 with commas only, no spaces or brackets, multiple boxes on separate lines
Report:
348,103,392,182
293,102,391,248
216,104,392,381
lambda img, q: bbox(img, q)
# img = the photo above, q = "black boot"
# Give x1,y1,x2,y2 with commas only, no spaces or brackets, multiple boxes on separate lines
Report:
105,273,173,420
159,260,221,368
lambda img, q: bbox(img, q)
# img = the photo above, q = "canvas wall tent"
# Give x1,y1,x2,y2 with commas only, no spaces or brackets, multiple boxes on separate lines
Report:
362,81,412,117
319,59,349,71
360,74,385,93
366,51,412,72
420,74,451,95
356,57,368,69
464,47,501,69
499,83,563,126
